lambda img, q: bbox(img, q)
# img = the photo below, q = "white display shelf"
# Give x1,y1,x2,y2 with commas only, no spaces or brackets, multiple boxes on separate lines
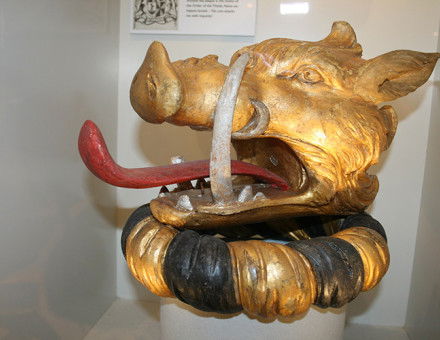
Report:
84,299,409,340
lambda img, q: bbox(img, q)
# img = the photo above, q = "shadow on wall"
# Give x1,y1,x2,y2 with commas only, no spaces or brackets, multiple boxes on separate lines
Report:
0,172,116,339
163,298,345,324
137,120,213,166
367,81,430,179
85,173,118,227
345,283,383,324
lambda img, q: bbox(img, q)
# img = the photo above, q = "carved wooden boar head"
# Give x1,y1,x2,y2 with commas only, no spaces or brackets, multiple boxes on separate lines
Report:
81,22,439,229
77,22,439,317
127,22,439,228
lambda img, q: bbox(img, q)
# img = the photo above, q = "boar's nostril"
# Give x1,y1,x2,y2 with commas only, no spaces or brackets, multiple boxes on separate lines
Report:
232,99,270,140
130,41,182,124
146,74,157,99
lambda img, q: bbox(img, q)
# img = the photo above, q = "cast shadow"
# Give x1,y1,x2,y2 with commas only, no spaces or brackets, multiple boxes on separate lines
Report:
84,172,117,227
84,152,158,310
163,298,345,325
83,171,162,321
367,84,430,177
137,121,212,166
345,284,383,324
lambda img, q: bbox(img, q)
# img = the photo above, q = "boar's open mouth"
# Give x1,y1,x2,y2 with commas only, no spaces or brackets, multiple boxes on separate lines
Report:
78,119,312,231
150,138,311,230
78,53,316,230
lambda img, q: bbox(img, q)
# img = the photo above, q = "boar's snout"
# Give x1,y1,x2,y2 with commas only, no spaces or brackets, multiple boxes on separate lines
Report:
131,42,261,132
130,41,182,124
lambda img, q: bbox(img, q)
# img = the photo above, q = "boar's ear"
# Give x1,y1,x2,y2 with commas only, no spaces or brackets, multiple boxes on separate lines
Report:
354,50,440,103
320,21,362,55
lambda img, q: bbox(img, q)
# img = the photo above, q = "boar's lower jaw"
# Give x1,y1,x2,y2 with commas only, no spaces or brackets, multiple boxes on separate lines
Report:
148,138,328,229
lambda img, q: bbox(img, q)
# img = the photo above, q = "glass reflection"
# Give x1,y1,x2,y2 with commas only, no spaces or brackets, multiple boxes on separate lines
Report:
280,2,310,15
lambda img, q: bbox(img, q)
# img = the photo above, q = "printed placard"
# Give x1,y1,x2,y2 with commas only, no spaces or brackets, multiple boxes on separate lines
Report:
130,0,257,36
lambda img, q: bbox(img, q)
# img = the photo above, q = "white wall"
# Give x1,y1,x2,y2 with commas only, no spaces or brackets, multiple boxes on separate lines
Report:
0,1,120,339
405,25,440,340
116,0,440,327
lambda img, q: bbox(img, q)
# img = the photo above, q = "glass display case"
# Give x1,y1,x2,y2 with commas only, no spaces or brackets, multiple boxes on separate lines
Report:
1,1,439,339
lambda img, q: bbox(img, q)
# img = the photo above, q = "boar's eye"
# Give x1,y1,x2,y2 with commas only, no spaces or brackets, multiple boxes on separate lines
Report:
296,67,323,84
276,66,324,85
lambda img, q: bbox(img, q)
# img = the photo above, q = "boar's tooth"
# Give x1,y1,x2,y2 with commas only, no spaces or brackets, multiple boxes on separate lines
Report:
170,157,193,191
160,186,169,193
253,192,267,201
176,194,193,211
209,53,250,205
238,185,253,203
195,178,207,195
159,186,169,197
171,155,185,164
177,181,194,191
232,99,270,140
195,178,206,189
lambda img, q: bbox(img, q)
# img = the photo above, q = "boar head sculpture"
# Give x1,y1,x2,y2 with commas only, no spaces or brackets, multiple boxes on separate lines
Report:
79,22,439,318
128,21,439,228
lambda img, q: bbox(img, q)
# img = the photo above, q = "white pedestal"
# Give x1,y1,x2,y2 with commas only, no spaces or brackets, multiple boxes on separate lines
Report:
160,298,346,340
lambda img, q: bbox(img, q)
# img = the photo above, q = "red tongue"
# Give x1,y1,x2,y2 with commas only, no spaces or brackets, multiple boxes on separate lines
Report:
78,120,289,190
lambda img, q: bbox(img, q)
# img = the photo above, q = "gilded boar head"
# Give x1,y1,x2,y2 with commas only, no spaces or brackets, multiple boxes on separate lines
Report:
82,22,439,230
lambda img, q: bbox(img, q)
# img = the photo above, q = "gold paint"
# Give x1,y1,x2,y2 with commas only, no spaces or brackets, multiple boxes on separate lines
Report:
125,217,178,297
228,241,316,318
288,229,312,241
334,227,390,291
125,22,439,315
321,217,343,236
150,192,329,229
131,22,439,227
265,218,311,240
130,41,182,124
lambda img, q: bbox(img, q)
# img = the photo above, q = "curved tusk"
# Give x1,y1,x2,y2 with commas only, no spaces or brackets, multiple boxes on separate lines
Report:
209,53,250,205
232,99,270,140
